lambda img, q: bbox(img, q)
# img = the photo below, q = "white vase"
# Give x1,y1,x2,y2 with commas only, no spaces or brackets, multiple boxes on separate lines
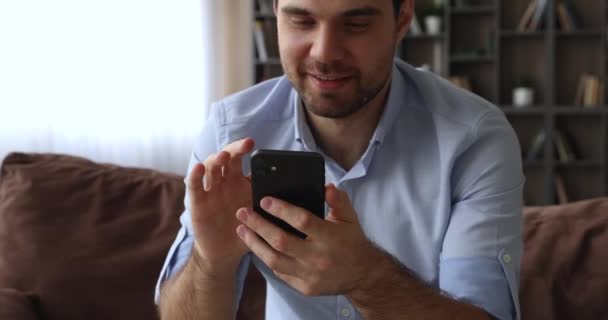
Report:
513,87,534,108
424,16,442,35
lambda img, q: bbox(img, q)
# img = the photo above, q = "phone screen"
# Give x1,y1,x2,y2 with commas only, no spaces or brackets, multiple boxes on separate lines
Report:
250,149,325,238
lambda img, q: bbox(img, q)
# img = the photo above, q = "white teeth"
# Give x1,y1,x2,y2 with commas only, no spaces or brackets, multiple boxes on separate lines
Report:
315,75,345,81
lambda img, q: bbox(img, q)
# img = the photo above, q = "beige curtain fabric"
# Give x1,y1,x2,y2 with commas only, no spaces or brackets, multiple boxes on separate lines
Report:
0,0,254,175
206,1,255,102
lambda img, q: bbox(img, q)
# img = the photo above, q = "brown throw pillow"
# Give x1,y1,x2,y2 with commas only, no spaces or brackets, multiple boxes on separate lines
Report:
0,153,185,320
0,288,40,320
521,197,608,320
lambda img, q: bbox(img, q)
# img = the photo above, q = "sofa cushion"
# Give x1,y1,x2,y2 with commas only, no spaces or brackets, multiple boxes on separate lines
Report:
0,288,41,320
0,153,185,320
521,197,608,320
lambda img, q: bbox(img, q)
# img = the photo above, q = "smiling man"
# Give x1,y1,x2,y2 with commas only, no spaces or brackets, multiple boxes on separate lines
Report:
155,1,524,320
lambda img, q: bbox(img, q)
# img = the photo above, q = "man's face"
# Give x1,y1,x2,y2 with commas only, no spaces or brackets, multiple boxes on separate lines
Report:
275,0,410,118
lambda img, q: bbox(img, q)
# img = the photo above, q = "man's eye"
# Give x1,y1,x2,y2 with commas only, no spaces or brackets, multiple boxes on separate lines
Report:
346,21,370,32
290,18,315,28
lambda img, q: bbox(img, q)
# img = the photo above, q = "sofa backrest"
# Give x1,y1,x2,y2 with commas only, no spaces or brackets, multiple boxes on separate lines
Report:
2,152,607,320
521,197,608,320
0,153,185,320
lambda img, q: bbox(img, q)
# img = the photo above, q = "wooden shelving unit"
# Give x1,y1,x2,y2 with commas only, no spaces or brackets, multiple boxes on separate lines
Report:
253,0,282,82
253,0,608,205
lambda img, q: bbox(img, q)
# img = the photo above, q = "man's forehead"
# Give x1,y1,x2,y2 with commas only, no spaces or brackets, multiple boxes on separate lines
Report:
277,0,390,15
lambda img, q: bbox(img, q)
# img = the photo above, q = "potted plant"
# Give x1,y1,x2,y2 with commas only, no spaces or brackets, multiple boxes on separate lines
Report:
513,76,535,108
421,1,444,35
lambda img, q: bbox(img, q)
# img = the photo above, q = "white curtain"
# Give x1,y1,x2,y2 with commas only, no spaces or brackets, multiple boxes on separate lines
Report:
0,0,253,175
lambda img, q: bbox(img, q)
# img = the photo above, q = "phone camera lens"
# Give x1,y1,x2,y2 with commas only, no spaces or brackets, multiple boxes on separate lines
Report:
271,166,277,172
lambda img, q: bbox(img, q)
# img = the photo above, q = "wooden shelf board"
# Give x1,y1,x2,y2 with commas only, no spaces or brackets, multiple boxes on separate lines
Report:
556,29,604,37
554,106,607,115
449,55,495,63
500,31,545,38
502,106,548,114
450,6,495,15
556,161,604,168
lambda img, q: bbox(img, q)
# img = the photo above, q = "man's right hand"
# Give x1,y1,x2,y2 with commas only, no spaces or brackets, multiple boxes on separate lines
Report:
186,138,255,275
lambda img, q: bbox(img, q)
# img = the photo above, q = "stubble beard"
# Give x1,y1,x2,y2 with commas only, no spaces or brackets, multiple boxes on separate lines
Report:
285,62,389,119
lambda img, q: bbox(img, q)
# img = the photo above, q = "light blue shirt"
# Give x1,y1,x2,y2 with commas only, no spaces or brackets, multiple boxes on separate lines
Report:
155,59,524,320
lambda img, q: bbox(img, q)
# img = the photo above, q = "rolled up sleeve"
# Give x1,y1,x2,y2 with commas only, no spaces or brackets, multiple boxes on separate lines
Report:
441,112,524,320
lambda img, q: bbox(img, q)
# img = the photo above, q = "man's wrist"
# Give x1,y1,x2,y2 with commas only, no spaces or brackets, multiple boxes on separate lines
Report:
346,243,398,301
190,243,243,282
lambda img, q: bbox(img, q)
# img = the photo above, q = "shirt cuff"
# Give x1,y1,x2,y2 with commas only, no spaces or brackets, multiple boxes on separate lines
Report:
154,226,190,304
439,252,520,320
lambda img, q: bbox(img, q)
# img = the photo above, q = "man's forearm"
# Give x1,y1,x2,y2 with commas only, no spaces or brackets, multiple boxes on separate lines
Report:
347,249,490,320
158,250,239,320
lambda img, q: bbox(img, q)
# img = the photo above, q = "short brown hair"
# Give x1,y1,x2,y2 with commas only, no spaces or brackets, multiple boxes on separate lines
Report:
392,0,404,15
274,0,405,18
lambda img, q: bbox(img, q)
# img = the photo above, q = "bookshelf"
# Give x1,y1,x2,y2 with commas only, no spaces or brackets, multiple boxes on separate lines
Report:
253,0,608,205
253,0,282,82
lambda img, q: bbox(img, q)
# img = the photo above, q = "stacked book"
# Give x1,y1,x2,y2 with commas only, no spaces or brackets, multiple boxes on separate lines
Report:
575,74,604,108
517,0,581,32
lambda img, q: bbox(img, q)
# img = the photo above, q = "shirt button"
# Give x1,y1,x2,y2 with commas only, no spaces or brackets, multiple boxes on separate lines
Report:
502,254,512,264
341,308,352,318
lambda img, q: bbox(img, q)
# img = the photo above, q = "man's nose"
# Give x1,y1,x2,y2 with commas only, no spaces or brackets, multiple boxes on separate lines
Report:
309,26,345,64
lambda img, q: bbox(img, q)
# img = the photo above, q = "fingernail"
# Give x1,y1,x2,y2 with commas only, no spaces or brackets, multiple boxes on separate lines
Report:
236,208,248,221
237,225,246,239
261,197,272,210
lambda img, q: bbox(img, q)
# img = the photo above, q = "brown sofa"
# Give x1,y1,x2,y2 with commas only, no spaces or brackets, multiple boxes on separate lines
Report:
0,152,606,320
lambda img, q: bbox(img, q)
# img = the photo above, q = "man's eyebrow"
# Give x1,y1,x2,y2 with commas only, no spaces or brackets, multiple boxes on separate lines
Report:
281,6,311,16
342,7,382,18
280,6,382,17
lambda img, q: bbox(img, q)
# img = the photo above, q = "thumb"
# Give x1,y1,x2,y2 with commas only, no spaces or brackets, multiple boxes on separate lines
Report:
325,184,358,223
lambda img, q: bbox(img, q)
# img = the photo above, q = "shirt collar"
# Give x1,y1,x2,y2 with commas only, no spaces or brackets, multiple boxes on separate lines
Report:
369,62,406,146
293,93,317,151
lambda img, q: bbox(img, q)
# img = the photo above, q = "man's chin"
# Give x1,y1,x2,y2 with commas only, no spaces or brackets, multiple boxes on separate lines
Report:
303,96,362,119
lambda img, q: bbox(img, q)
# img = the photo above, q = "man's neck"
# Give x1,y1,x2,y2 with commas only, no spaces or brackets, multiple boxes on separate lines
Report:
305,79,391,171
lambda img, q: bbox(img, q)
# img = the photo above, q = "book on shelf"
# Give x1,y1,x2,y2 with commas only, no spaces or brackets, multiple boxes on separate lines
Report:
263,19,279,58
556,2,573,31
556,0,582,31
526,128,547,161
575,73,603,108
517,0,538,32
563,0,582,29
254,21,268,62
449,76,472,92
529,0,548,31
554,174,569,204
523,0,579,32
553,130,577,163
253,19,280,62
517,0,564,32
256,0,273,14
526,128,578,163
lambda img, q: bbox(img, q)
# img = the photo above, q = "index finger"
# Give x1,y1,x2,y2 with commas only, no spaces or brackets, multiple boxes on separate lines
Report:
224,137,255,157
260,197,322,237
223,138,255,178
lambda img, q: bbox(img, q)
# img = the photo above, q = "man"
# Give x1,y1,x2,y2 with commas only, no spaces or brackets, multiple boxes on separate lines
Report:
156,0,524,319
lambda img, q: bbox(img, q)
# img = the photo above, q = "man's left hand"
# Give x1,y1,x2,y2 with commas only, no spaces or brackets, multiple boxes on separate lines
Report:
235,184,382,296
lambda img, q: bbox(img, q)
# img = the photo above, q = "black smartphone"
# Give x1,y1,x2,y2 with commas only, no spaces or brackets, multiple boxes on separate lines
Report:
250,149,325,239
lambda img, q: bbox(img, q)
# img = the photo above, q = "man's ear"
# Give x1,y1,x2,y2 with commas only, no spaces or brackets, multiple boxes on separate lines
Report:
396,0,414,42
